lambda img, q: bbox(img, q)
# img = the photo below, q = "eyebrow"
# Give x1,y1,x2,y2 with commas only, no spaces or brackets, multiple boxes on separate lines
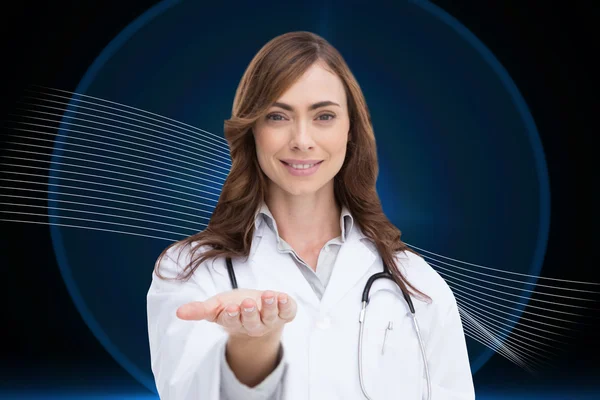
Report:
271,100,341,111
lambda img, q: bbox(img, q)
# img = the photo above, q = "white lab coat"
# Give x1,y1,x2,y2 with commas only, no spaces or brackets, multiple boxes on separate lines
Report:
147,217,475,399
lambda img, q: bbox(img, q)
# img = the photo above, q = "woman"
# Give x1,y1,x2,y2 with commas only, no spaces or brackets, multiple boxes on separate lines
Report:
147,31,475,399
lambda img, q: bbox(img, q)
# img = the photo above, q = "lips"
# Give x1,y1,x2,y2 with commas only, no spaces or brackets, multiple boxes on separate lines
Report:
280,160,323,176
280,160,323,168
280,159,323,165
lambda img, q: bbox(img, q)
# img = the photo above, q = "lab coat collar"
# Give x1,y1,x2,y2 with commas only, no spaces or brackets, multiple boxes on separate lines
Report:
253,200,355,243
251,202,375,312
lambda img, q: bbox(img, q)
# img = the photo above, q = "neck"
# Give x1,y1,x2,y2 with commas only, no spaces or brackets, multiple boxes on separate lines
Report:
265,185,342,249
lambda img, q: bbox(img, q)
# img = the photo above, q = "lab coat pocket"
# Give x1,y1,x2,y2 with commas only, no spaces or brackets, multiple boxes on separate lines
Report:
362,290,424,399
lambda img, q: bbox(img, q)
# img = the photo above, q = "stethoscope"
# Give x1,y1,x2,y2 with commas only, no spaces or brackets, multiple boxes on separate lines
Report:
225,257,432,400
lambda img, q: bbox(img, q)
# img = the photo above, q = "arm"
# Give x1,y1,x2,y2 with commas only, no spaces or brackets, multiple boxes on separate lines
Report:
226,330,283,386
220,337,287,399
424,288,476,399
147,249,289,400
147,250,225,399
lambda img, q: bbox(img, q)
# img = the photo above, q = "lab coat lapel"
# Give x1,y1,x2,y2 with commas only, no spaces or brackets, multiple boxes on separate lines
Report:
319,223,377,313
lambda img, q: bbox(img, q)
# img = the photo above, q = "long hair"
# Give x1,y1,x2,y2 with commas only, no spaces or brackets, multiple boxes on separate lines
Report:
154,31,429,301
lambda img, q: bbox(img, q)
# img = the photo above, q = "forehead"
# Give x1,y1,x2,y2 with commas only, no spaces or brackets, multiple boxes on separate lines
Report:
276,63,346,106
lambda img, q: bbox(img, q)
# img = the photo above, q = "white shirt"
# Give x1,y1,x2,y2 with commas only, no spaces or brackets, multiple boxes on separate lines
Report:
254,201,354,299
147,204,475,399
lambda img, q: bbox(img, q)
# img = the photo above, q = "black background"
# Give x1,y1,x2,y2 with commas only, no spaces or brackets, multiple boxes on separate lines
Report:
1,0,597,394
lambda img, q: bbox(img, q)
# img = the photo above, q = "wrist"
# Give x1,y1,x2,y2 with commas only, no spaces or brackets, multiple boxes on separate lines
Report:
225,328,283,387
228,326,283,345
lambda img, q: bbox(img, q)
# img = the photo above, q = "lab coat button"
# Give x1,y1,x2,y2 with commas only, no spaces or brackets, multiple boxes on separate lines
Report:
316,316,331,330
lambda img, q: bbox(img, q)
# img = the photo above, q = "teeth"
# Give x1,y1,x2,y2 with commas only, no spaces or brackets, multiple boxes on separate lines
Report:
289,163,316,169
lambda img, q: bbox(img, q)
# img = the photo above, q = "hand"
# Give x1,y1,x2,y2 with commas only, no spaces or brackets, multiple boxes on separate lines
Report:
176,289,297,339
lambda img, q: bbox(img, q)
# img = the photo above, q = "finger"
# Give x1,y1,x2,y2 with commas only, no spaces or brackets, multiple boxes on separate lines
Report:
176,296,222,321
240,298,263,336
218,303,242,331
277,293,296,322
260,290,279,327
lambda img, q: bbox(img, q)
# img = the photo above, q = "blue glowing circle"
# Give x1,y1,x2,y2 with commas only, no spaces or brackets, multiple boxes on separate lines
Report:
49,0,549,393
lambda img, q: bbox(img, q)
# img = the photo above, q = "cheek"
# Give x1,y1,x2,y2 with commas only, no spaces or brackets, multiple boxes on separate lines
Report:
326,132,349,158
254,131,282,165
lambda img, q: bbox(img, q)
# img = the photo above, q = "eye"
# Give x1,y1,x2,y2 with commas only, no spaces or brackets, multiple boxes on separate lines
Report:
266,113,286,122
317,113,336,122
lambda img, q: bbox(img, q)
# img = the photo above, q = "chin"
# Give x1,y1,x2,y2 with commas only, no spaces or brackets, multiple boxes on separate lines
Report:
285,187,316,197
286,181,331,197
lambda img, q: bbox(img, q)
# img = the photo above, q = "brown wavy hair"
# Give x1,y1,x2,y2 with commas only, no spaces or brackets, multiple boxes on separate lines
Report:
154,31,429,301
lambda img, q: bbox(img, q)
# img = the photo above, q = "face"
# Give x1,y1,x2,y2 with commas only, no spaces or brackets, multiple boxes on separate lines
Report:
253,62,350,198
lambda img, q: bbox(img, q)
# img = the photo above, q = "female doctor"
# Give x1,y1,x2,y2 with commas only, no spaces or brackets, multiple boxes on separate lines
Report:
147,31,475,400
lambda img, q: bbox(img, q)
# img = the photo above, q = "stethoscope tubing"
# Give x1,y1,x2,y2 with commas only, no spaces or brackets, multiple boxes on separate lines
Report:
225,256,431,400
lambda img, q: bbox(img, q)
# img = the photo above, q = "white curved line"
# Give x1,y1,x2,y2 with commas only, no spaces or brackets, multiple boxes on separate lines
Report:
433,260,595,302
4,145,224,195
6,134,226,188
1,160,219,204
0,185,210,221
0,193,202,227
454,292,571,337
1,210,188,237
0,218,176,242
23,93,229,151
423,252,598,294
434,265,587,320
16,106,232,160
9,115,231,171
1,171,217,213
0,177,213,217
30,85,228,144
8,125,229,178
407,242,599,285
0,202,201,233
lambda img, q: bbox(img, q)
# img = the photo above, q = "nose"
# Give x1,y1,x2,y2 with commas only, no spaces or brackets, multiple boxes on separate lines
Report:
289,120,315,151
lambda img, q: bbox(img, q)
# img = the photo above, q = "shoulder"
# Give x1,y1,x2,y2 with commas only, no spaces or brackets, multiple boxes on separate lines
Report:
148,240,226,300
155,240,216,280
393,249,456,312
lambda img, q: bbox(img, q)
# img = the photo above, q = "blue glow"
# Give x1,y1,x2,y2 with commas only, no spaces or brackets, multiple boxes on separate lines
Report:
48,0,551,394
3,390,599,400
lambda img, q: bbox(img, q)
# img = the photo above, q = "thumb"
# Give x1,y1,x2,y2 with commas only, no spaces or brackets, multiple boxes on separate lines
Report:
176,296,222,321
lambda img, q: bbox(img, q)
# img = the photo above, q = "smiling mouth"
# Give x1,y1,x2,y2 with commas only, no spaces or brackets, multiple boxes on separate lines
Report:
280,160,323,169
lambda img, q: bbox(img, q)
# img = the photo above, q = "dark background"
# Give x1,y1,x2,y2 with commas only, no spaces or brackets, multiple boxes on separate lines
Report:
1,0,597,397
